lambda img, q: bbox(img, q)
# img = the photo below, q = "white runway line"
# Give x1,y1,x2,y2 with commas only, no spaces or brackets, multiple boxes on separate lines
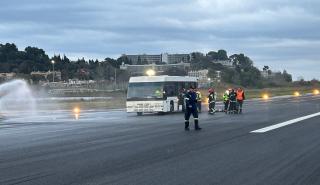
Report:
251,112,320,133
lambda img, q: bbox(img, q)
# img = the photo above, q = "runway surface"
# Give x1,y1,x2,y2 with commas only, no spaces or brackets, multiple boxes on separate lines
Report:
1,95,320,185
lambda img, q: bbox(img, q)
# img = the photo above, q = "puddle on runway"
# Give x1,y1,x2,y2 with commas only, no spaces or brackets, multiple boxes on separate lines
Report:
0,109,127,124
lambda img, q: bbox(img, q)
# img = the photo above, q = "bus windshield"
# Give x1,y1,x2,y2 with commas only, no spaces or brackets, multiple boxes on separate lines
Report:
127,82,164,100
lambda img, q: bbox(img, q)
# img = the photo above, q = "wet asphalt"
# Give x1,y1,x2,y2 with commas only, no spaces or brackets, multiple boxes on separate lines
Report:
0,95,320,185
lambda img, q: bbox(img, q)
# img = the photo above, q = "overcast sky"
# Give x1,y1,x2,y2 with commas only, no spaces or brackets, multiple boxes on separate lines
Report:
0,0,319,80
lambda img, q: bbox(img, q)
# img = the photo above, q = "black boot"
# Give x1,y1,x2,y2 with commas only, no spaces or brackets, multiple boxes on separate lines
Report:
194,119,202,130
185,121,190,131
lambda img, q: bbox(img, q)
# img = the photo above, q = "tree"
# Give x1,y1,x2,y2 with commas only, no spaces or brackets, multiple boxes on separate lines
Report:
217,49,228,60
0,43,18,62
105,57,119,68
282,70,292,82
221,68,237,84
190,52,204,63
207,51,218,60
25,46,50,71
116,55,131,66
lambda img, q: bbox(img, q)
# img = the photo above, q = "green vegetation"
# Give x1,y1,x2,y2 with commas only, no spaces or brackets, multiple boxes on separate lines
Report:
0,43,129,83
0,43,305,89
190,50,293,88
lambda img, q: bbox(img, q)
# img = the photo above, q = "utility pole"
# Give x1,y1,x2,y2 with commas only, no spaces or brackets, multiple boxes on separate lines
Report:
51,60,55,82
114,68,117,88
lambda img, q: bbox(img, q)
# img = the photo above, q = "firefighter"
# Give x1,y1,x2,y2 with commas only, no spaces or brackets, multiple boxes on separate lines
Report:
208,88,217,114
236,87,245,114
228,89,237,114
184,86,202,131
196,89,202,113
223,90,230,113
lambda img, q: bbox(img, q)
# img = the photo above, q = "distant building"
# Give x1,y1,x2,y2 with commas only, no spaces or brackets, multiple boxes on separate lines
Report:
188,69,211,87
261,70,277,78
123,53,191,65
120,62,190,76
0,73,16,81
31,71,62,81
125,54,162,65
161,53,190,64
212,59,234,68
188,70,208,80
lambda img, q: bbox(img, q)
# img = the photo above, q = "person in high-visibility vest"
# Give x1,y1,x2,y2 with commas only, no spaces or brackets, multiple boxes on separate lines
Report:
208,88,217,114
196,89,202,113
236,87,245,114
223,90,230,113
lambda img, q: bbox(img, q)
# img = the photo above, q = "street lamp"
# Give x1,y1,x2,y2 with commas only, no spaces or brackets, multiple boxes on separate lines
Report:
51,60,55,82
146,69,156,76
262,94,269,100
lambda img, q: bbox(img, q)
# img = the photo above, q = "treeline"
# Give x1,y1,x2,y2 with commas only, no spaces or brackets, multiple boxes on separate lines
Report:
189,50,293,88
0,43,129,83
0,43,293,87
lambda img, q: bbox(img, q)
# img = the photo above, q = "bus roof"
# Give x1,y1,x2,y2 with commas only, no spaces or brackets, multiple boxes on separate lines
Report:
129,75,197,83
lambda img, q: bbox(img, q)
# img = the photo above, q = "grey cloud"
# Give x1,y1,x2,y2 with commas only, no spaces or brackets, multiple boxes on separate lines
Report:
0,0,319,80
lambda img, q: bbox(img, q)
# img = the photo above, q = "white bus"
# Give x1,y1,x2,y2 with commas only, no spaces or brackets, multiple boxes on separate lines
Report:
126,75,197,115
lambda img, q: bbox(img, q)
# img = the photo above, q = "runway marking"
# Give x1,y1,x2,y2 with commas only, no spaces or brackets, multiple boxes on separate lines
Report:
251,112,320,133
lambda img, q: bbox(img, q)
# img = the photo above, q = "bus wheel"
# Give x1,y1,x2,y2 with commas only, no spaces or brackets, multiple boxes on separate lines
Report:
170,101,174,112
137,112,143,116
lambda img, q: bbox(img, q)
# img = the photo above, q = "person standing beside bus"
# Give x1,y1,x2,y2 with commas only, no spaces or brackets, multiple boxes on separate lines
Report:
184,86,202,131
178,88,186,112
196,89,202,113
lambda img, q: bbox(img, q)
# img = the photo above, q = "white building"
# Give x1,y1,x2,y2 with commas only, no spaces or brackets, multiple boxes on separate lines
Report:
120,62,190,76
0,73,16,81
125,54,161,65
212,59,234,67
163,53,190,64
188,69,211,87
123,53,191,64
31,71,62,81
188,69,209,80
261,70,277,78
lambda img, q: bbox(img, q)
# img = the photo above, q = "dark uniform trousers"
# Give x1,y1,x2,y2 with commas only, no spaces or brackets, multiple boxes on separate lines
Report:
237,100,243,113
184,108,199,129
224,100,229,112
